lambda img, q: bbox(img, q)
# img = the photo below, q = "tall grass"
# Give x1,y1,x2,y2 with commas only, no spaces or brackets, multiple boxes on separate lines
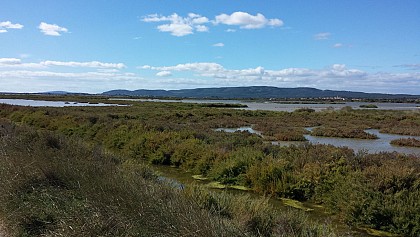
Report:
0,120,336,236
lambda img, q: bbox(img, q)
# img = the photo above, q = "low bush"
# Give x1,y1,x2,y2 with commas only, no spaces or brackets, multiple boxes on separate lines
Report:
390,138,420,147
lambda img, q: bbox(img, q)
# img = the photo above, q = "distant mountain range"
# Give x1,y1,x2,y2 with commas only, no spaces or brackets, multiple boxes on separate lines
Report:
102,86,419,99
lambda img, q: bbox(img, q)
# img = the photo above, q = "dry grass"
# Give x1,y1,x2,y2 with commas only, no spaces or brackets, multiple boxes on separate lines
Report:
0,120,336,237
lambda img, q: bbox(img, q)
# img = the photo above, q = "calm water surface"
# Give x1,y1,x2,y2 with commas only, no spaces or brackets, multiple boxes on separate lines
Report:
216,127,420,155
0,99,126,107
113,98,420,112
303,129,420,155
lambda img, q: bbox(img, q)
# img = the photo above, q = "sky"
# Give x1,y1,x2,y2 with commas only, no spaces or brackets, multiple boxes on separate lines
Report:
0,0,419,94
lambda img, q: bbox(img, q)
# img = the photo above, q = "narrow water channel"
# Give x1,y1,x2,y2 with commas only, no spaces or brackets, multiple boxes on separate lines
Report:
151,164,371,237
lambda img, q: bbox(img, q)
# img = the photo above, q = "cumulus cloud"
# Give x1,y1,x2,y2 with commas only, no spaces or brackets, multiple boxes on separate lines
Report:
333,43,343,48
156,71,172,77
142,12,283,35
38,22,68,36
0,21,23,33
212,43,224,47
40,60,126,69
214,12,283,29
142,13,209,36
195,25,209,32
314,32,331,40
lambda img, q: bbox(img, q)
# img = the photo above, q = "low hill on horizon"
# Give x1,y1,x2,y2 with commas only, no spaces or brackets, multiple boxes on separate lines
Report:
102,86,419,99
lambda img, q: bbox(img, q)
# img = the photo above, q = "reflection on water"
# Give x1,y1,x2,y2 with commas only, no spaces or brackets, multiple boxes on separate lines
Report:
303,129,420,155
113,98,420,112
214,127,262,136
0,99,126,107
215,126,420,155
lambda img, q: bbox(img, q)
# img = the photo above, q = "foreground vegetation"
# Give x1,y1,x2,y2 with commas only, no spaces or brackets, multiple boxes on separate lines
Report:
0,120,335,236
0,96,419,236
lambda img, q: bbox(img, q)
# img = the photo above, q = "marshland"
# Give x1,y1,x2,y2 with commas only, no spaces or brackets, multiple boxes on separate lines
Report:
0,95,419,236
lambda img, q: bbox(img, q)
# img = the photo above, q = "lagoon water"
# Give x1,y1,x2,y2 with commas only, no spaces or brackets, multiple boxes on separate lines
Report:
216,127,420,155
113,98,420,112
214,127,262,135
303,129,420,155
0,99,124,107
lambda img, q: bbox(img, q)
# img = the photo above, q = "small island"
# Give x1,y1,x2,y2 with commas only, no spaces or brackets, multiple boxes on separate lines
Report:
390,138,420,147
201,103,248,108
359,104,378,108
311,126,379,139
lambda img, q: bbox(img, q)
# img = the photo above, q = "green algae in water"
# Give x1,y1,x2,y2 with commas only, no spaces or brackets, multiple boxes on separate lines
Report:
230,185,251,191
192,175,208,181
206,182,226,189
205,182,250,191
280,198,314,212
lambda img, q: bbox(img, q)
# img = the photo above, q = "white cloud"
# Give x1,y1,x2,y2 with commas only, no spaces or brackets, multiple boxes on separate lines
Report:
156,71,172,77
157,23,193,37
314,32,331,40
40,60,126,69
214,12,283,29
141,62,225,73
0,58,126,70
0,58,22,65
212,43,224,47
0,58,46,69
195,25,209,32
142,12,283,36
0,21,23,33
395,64,420,70
139,62,397,89
333,43,344,48
0,70,142,93
140,65,152,69
38,22,68,36
2,59,419,94
142,13,209,36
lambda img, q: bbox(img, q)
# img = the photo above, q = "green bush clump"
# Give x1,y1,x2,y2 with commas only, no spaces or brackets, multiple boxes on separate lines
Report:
359,104,378,108
311,126,378,139
390,138,420,147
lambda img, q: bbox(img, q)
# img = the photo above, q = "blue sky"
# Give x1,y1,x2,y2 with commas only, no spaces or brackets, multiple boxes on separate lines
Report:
1,0,419,94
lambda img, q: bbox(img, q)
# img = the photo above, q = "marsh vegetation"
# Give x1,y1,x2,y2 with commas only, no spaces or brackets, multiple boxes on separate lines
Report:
390,138,420,147
0,96,419,236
